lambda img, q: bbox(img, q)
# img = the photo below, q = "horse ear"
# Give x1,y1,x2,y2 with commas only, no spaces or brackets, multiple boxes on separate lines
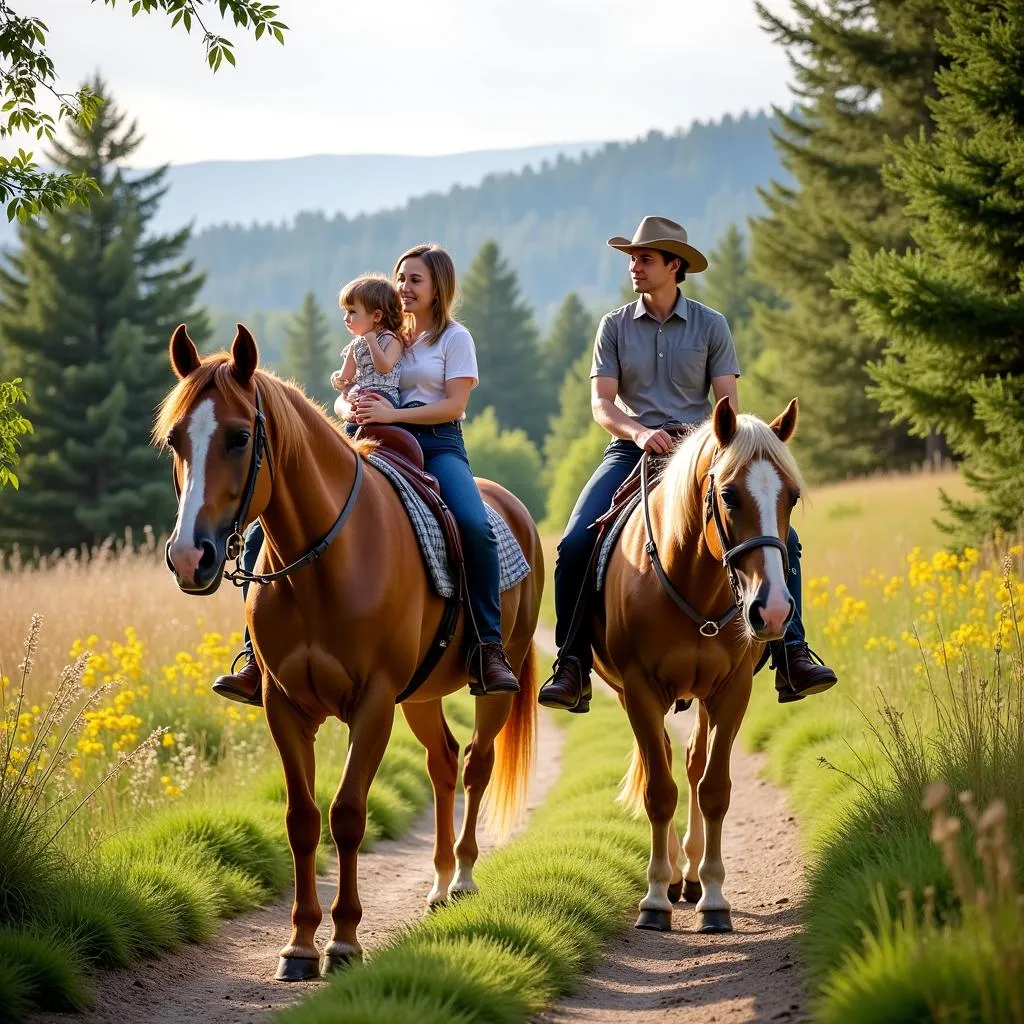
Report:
769,398,799,443
230,324,259,385
169,324,201,379
712,396,737,446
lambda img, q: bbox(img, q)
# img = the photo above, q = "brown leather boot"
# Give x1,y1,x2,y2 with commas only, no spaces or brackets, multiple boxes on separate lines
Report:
467,643,520,697
538,657,592,714
212,650,264,707
775,642,837,704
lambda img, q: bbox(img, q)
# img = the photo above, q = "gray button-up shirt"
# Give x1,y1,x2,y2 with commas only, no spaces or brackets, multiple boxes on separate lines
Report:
590,291,741,428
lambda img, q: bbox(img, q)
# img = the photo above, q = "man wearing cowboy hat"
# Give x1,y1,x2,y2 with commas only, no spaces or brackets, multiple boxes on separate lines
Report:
538,215,838,713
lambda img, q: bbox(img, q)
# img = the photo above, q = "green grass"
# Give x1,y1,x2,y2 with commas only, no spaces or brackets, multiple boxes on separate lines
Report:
279,697,672,1024
739,539,1024,1021
0,699,469,1022
0,928,92,1012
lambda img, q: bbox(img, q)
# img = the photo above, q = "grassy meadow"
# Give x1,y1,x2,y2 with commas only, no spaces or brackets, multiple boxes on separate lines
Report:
736,471,1023,1021
0,531,475,1019
2,464,1021,1022
540,466,1023,1021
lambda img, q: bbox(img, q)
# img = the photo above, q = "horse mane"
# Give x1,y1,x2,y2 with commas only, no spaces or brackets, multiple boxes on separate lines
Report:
660,414,805,549
153,354,375,462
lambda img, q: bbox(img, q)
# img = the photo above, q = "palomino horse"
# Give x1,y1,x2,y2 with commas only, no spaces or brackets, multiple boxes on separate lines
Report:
599,397,802,933
155,325,542,979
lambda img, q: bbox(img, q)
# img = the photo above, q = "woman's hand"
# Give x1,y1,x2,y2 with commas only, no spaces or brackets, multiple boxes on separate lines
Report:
354,394,397,425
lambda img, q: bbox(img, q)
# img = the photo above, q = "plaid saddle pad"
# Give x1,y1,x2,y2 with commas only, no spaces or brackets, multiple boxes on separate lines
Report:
368,454,531,600
594,493,643,592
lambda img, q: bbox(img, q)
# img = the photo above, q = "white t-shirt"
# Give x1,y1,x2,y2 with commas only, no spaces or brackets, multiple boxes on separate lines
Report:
398,323,479,414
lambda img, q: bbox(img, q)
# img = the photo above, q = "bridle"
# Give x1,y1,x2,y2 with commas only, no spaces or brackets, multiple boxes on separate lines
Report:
166,387,363,590
641,450,789,637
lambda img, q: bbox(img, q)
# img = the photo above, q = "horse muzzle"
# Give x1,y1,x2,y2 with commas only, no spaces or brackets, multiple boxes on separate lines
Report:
745,590,795,642
165,533,228,595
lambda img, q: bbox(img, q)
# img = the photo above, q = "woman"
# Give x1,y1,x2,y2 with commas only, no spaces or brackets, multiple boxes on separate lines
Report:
212,244,519,705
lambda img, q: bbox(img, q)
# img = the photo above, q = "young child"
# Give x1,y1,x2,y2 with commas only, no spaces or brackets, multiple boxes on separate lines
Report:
331,274,405,434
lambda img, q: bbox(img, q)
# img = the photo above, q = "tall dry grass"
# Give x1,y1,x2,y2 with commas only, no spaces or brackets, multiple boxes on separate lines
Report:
0,529,243,700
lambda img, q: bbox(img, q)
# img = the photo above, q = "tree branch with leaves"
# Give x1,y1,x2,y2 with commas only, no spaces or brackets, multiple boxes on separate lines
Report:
0,0,287,221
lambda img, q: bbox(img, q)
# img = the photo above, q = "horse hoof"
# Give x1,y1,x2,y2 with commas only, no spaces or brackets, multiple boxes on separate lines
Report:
275,956,321,982
320,950,361,976
667,880,683,903
683,879,703,903
635,908,673,932
427,899,449,914
448,887,476,903
699,909,733,934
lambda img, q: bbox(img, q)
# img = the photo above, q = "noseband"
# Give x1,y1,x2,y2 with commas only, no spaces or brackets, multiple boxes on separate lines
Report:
167,387,363,588
641,451,789,637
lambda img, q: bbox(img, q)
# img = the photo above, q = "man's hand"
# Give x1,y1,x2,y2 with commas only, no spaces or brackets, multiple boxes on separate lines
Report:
635,427,674,454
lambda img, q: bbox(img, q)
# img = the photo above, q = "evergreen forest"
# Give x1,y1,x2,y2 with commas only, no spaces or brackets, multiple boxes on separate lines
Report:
1,0,1022,552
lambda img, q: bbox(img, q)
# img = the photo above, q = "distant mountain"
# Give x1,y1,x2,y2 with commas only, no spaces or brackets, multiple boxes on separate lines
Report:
187,111,786,339
0,142,603,249
146,143,605,235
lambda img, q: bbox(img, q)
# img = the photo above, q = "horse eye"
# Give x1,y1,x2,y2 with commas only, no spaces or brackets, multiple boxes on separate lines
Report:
720,488,740,510
165,429,178,450
789,491,801,508
228,430,251,452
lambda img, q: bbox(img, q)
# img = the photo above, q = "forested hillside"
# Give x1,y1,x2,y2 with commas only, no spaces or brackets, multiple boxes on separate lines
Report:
189,111,783,329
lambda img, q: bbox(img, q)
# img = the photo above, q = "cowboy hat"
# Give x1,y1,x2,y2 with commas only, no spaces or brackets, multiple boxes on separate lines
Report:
607,215,708,274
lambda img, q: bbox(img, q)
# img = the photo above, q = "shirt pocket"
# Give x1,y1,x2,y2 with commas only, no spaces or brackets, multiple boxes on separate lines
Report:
668,338,709,392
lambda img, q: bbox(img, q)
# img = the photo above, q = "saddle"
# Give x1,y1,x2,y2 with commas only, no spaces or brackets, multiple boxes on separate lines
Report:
356,424,466,703
357,424,465,571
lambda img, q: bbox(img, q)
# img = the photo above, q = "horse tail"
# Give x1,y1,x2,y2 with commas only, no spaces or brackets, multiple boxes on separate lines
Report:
617,740,646,817
484,639,537,840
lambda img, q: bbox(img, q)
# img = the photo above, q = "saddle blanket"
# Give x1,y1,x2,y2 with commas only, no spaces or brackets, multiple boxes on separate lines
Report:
594,492,643,592
368,454,531,600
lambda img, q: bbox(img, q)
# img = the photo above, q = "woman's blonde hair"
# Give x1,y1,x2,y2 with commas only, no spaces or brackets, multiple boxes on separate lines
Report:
393,244,458,346
338,274,404,334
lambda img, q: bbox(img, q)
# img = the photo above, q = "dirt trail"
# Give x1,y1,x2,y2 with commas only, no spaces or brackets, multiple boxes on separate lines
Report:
538,702,808,1024
37,708,562,1024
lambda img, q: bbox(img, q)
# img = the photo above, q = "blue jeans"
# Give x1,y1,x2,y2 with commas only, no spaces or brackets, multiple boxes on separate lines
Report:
236,421,503,651
552,438,806,672
406,421,502,646
239,520,262,654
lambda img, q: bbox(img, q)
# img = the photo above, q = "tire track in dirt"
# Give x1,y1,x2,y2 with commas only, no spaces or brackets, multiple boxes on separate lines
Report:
36,708,563,1024
537,700,808,1024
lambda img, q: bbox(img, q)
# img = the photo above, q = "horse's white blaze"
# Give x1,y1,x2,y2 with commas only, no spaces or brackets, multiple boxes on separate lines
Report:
174,398,217,544
746,459,787,598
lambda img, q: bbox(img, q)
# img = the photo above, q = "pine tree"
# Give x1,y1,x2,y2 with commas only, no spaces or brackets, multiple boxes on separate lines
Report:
0,80,208,552
283,291,334,405
699,224,781,368
749,0,947,480
459,241,545,442
539,293,595,428
543,349,594,483
838,0,1024,539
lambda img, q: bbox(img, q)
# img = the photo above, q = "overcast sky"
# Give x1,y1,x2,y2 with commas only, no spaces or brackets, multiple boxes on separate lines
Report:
22,0,796,166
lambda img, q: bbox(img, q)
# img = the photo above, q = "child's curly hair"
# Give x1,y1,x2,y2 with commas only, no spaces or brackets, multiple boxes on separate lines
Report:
338,274,404,334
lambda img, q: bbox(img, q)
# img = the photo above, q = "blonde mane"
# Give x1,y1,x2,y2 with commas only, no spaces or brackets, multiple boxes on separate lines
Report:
153,354,375,462
660,414,805,548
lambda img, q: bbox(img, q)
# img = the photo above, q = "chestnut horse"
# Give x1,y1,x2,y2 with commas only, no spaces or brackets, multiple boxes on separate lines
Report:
155,325,542,979
598,397,802,934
